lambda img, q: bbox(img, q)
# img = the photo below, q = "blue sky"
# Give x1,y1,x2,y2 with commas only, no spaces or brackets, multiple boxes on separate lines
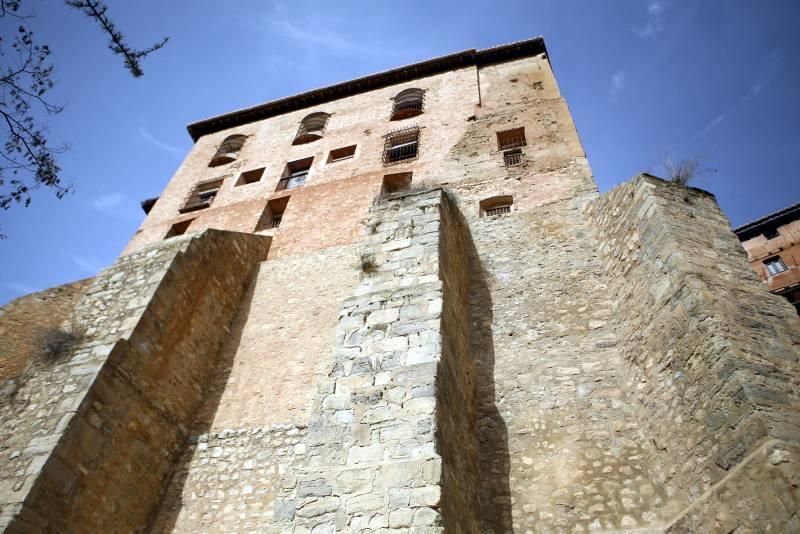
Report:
1,0,799,304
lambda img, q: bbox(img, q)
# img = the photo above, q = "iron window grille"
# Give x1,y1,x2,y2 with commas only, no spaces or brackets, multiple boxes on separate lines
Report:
209,135,247,167
390,88,425,121
504,149,523,167
764,256,788,276
485,205,512,216
271,214,282,228
179,178,224,213
276,170,307,191
293,112,329,145
497,127,527,151
383,127,420,165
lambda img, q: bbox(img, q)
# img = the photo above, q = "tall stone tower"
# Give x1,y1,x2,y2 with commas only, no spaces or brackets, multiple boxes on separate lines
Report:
1,38,799,533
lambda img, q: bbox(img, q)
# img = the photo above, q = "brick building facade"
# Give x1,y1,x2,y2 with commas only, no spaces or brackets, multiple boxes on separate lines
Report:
1,38,799,533
735,202,800,314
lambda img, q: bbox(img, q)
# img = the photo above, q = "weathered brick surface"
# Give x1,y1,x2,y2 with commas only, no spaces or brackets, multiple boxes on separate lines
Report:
0,230,269,532
0,279,91,382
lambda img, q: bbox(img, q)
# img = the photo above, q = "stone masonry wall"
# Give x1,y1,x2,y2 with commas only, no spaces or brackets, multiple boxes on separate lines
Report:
586,174,800,528
0,230,269,532
263,188,478,532
0,279,91,383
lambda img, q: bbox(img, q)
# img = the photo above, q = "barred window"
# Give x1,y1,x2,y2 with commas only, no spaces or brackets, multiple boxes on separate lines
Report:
383,127,420,165
255,196,290,231
293,112,329,145
480,195,513,218
390,88,425,121
496,127,526,151
504,148,523,167
764,256,787,276
209,134,247,167
179,178,224,213
277,157,312,191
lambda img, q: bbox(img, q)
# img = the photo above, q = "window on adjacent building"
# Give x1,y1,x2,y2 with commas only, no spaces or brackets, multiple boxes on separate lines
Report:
390,88,425,121
382,172,413,196
165,218,194,239
764,227,780,239
179,178,224,213
480,195,513,217
209,134,247,167
764,256,788,276
293,112,329,145
383,127,420,165
255,196,290,231
328,145,357,162
236,168,265,186
277,157,312,191
503,148,523,167
496,127,526,151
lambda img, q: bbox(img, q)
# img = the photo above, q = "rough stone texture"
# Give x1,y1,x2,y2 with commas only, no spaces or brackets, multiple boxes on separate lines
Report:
0,279,92,382
0,230,269,532
265,189,479,533
586,174,800,526
665,440,800,532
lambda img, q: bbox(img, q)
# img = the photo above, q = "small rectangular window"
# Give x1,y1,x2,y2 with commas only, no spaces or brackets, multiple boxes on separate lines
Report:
328,145,357,162
236,168,265,186
503,149,523,167
165,218,194,239
764,227,780,239
382,172,413,196
480,195,513,218
383,127,420,165
277,158,312,191
179,178,224,213
764,256,788,276
255,197,290,231
496,127,526,151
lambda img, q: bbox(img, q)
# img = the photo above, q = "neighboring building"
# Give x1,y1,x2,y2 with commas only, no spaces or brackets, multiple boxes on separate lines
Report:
735,202,800,313
2,38,799,533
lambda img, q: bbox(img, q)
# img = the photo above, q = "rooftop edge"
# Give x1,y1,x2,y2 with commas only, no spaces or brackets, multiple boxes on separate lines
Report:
186,37,547,141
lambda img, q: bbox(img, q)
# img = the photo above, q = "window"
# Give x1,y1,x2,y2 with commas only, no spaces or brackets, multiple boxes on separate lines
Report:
255,197,290,231
496,127,526,151
165,218,194,239
236,168,265,186
504,148,523,167
382,172,413,196
293,112,329,145
480,195,513,217
383,127,420,165
209,134,247,167
764,256,788,276
328,145,357,163
179,178,224,213
764,227,780,240
390,88,425,121
277,157,312,191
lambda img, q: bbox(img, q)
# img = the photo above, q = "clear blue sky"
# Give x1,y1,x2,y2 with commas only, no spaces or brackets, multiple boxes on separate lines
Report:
2,0,799,304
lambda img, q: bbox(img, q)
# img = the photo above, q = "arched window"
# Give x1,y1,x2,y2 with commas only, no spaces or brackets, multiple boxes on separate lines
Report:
480,195,513,217
293,112,330,145
209,134,247,167
390,88,425,120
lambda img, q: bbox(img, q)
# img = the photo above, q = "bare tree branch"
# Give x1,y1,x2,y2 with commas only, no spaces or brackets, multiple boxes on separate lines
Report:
65,0,168,78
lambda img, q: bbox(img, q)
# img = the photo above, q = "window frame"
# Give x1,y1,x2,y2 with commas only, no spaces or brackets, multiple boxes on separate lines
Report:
382,127,420,165
764,256,788,276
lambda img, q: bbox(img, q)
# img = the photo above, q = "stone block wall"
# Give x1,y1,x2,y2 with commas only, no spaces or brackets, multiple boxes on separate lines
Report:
0,230,269,532
586,174,800,526
0,279,92,382
265,188,479,532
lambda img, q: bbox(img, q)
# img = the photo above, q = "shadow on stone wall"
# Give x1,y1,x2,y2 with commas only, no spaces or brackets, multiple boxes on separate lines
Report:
145,263,262,532
460,209,513,533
